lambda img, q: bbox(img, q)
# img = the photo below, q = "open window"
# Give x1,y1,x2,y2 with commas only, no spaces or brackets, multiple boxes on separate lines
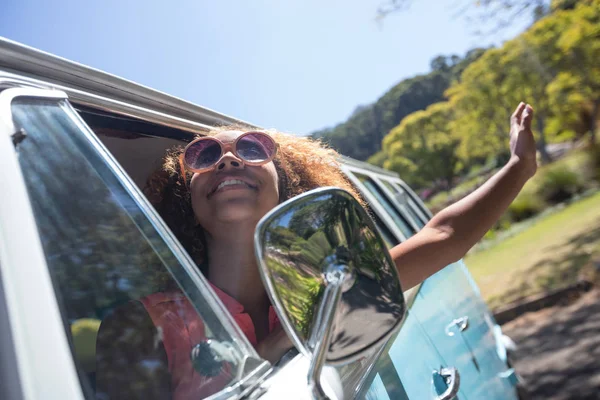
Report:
7,90,269,399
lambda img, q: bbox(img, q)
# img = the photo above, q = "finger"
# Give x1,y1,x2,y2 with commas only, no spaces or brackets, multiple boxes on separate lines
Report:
521,104,534,129
511,102,526,124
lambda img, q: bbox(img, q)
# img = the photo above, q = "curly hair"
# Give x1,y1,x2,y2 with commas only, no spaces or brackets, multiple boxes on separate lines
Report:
143,124,364,275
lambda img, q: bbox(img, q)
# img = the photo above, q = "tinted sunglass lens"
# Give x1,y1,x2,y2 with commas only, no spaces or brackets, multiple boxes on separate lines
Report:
184,139,222,170
237,133,276,162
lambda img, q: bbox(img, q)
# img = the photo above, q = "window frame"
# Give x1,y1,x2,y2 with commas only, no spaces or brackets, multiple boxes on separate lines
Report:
341,164,409,243
0,87,86,400
384,178,432,221
339,164,431,397
348,169,419,239
374,177,424,230
0,85,273,400
340,165,431,302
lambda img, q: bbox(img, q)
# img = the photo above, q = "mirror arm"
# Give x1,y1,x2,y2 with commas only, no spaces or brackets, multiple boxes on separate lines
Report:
307,264,354,400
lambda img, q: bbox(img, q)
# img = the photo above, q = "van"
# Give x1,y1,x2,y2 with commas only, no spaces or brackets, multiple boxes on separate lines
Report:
0,37,520,399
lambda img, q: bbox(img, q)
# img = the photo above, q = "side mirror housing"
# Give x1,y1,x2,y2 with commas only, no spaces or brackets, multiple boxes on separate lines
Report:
255,187,407,398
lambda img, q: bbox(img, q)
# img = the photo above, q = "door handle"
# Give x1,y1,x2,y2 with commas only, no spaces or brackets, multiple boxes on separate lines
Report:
433,367,461,400
445,316,469,337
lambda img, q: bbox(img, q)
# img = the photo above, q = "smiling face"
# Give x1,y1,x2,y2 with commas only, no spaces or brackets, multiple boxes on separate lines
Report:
189,130,280,236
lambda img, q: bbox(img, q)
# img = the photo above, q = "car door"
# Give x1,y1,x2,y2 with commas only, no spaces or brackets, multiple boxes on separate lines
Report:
419,263,518,398
343,167,470,399
379,175,518,397
378,174,519,399
362,310,468,400
0,86,271,399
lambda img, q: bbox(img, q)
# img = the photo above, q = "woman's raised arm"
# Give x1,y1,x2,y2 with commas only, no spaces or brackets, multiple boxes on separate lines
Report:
390,102,538,289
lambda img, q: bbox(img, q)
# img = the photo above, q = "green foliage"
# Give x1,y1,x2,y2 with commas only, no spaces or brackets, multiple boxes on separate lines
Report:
383,102,461,188
446,47,516,165
366,150,388,168
325,2,600,194
537,164,585,203
382,1,600,188
508,191,546,221
311,49,486,161
429,147,600,223
505,148,595,225
546,72,589,140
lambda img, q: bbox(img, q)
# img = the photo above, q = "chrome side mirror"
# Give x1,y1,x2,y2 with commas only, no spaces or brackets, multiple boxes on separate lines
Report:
254,187,406,399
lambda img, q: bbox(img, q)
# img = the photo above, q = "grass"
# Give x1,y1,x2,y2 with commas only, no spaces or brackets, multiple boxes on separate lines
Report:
465,191,600,310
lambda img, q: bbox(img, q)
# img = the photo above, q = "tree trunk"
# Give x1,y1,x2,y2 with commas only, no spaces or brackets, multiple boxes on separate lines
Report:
537,115,552,164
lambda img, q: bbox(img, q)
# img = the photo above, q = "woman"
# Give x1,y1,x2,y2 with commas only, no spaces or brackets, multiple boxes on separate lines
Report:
97,102,537,399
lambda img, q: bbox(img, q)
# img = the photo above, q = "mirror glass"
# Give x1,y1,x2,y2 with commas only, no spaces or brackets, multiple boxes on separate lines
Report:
255,187,406,364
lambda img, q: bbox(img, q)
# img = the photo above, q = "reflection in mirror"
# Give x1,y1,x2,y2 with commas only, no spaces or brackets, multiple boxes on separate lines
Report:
255,187,406,366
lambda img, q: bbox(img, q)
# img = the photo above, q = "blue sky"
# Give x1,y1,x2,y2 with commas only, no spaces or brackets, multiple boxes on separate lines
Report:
1,0,528,135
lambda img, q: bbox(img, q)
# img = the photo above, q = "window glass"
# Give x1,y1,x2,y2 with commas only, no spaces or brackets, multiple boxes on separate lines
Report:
380,180,427,229
371,213,398,248
392,181,431,221
11,98,257,399
354,173,416,239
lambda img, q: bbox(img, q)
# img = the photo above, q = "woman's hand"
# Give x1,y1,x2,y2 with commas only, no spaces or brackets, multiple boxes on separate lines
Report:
256,325,294,364
509,102,537,178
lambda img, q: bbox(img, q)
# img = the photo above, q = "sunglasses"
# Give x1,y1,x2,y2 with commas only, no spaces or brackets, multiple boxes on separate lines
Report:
179,131,278,182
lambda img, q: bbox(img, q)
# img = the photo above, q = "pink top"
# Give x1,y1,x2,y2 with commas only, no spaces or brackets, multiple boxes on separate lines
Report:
139,285,280,399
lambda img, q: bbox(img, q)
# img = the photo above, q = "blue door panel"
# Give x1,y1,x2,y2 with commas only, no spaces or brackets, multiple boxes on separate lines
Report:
364,311,469,399
419,262,518,398
410,290,489,399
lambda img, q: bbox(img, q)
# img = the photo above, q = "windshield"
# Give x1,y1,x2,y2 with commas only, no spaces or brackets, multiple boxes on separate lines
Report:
11,97,265,399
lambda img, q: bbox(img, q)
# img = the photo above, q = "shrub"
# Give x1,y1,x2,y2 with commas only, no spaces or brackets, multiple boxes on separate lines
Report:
508,191,546,222
537,165,585,204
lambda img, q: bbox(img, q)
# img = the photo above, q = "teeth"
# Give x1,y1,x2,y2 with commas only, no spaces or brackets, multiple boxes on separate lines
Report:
216,179,251,191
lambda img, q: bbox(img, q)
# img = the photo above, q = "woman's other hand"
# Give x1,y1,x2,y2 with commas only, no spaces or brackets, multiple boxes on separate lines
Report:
256,325,294,364
509,102,537,178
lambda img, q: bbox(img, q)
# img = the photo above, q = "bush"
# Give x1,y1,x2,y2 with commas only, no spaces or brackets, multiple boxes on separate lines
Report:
508,191,546,222
537,165,585,204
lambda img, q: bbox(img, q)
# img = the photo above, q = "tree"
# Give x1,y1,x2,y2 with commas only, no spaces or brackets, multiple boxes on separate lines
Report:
501,32,557,162
446,47,519,165
507,1,600,145
311,49,486,162
382,102,461,188
547,72,597,142
550,1,600,143
377,1,598,188
444,11,592,165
